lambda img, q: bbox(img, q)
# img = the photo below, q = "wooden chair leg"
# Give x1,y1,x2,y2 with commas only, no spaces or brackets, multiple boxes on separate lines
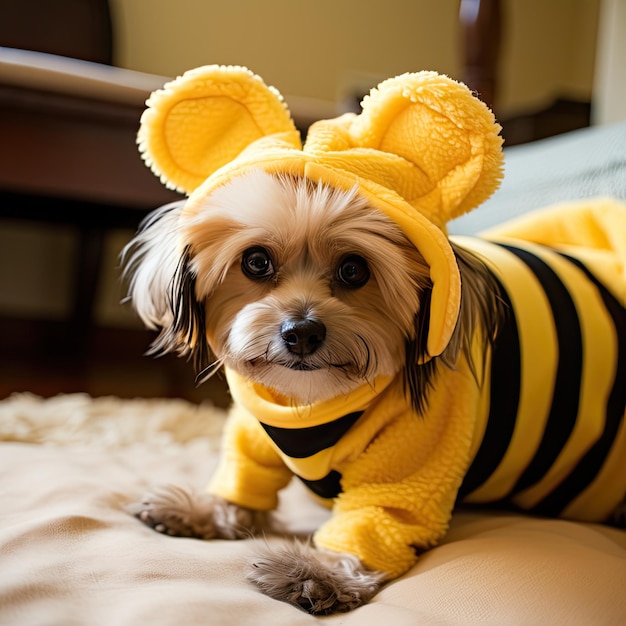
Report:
459,0,502,110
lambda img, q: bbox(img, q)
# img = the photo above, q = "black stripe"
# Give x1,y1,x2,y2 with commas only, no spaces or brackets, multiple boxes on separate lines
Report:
259,411,364,459
531,254,626,517
506,246,583,494
458,272,520,499
299,471,343,499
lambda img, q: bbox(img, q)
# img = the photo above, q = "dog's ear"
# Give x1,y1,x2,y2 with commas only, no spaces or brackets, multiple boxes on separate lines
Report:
137,65,301,195
121,202,209,369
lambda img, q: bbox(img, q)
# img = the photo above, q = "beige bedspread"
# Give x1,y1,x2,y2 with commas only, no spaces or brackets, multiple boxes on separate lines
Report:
1,393,625,625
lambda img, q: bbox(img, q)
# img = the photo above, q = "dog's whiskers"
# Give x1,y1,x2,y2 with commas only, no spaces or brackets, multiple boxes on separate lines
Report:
195,357,225,385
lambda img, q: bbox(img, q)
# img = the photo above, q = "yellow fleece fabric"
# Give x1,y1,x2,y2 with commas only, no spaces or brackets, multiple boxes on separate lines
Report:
209,198,626,577
453,200,625,517
211,365,482,578
138,66,626,579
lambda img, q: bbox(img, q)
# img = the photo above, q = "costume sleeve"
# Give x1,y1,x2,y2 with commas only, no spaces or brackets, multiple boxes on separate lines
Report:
312,380,476,579
313,471,458,579
315,468,456,578
208,405,293,510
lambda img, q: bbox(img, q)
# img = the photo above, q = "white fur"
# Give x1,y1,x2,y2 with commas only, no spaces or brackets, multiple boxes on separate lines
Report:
121,201,186,330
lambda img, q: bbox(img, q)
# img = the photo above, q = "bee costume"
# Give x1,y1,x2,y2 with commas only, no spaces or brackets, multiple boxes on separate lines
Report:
137,66,626,579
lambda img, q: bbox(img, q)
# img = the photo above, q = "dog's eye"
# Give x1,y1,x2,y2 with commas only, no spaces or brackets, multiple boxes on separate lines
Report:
241,246,274,279
337,254,370,288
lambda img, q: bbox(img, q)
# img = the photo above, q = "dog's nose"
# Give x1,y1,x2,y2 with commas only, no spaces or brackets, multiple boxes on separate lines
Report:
280,319,326,356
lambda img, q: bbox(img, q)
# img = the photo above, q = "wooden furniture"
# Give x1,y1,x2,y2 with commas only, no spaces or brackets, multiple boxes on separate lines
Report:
0,0,181,350
0,49,180,347
459,0,591,145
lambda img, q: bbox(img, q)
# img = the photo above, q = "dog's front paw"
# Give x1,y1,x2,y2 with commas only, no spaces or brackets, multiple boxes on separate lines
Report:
247,542,383,615
127,484,264,540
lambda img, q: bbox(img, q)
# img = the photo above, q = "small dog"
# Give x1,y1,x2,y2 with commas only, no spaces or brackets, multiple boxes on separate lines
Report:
123,171,501,612
122,67,625,615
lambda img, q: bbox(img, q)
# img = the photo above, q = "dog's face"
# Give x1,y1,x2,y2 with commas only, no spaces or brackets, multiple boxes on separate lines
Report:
126,171,432,405
187,171,431,404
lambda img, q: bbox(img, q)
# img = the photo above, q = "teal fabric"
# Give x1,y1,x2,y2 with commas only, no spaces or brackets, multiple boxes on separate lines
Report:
449,121,626,234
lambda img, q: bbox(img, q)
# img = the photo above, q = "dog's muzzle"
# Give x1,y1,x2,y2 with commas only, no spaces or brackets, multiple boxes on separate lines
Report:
280,318,326,357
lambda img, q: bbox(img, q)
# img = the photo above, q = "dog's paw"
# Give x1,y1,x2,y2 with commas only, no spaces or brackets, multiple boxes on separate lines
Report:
246,542,383,615
127,484,265,540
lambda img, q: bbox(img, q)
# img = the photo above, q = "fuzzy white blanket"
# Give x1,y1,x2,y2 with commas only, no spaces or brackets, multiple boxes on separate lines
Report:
1,393,625,625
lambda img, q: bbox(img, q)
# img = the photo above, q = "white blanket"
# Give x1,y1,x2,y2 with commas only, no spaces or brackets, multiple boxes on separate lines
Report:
1,393,625,625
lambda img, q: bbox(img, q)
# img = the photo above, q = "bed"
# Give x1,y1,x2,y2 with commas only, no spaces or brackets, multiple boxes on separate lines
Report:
1,384,625,626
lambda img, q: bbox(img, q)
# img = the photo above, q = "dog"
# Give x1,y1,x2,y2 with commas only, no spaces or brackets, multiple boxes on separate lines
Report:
122,67,626,615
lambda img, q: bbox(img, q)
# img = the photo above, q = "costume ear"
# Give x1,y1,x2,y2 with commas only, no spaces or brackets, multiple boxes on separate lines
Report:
351,71,503,226
138,65,300,194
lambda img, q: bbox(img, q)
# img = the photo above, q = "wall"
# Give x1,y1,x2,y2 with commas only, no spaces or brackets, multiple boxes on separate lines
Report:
109,0,462,110
109,0,600,118
593,0,626,124
497,0,600,116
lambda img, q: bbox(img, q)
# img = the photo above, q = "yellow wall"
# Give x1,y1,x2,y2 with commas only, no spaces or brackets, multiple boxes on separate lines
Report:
498,0,600,117
109,0,461,109
109,0,600,119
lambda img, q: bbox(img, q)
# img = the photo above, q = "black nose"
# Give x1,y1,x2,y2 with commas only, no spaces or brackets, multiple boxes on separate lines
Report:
280,319,326,356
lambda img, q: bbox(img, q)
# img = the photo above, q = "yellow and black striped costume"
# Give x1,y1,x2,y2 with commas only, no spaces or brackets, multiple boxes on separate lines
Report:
134,67,624,579
210,201,625,578
454,235,625,519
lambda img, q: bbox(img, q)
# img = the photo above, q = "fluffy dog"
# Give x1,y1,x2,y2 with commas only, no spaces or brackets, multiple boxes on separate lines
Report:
122,67,625,615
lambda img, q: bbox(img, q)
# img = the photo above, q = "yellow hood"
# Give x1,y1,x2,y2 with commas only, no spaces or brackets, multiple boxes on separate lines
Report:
137,65,504,359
